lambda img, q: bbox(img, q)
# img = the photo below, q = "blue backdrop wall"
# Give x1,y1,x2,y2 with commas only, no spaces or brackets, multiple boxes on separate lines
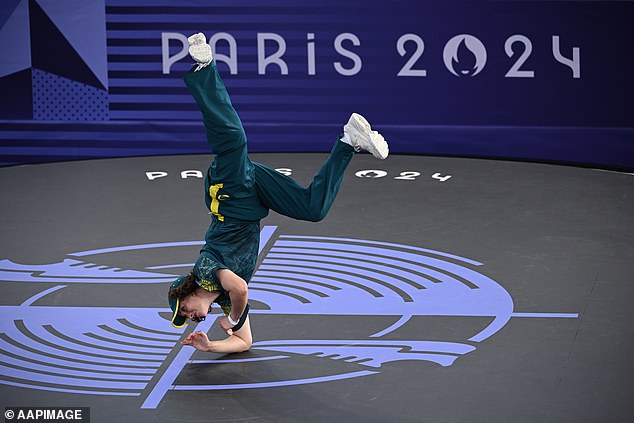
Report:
1,0,633,169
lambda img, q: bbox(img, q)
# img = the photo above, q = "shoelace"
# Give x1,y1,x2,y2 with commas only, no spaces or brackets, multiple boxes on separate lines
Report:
194,62,210,72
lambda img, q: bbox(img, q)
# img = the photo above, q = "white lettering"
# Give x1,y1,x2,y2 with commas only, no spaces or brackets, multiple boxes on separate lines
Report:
552,35,581,79
397,34,427,77
334,33,362,76
161,31,580,81
181,170,203,179
210,32,238,74
63,409,82,419
307,33,316,76
505,35,534,78
146,171,168,181
258,33,288,75
275,168,293,176
12,408,85,419
161,32,188,75
432,173,452,182
355,169,387,178
394,171,421,180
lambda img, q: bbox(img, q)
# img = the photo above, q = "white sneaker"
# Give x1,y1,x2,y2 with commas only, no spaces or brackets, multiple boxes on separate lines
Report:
343,113,389,159
188,32,212,71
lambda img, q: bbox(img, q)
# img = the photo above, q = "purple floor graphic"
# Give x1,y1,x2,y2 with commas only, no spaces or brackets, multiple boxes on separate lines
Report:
0,226,578,409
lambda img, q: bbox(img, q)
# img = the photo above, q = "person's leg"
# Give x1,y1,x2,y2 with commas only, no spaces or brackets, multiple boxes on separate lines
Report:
254,113,389,222
183,34,246,158
253,112,388,222
254,139,355,222
184,34,267,221
184,61,248,176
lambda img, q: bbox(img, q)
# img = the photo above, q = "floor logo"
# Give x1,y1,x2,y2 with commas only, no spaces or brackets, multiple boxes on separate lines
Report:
0,226,577,408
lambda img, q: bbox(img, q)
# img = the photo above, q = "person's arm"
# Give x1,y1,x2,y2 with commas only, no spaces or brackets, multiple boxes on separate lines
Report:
216,268,248,335
181,316,252,353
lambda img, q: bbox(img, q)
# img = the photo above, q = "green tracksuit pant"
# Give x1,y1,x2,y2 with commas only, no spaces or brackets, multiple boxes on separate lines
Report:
183,62,355,316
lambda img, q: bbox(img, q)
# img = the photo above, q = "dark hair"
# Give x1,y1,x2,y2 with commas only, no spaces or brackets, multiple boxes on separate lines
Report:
168,271,198,300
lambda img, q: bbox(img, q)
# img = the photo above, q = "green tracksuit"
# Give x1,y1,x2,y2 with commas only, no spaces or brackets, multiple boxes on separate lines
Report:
183,62,355,317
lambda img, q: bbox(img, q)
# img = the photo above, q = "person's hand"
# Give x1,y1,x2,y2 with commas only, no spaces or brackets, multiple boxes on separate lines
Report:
181,330,211,351
218,315,234,336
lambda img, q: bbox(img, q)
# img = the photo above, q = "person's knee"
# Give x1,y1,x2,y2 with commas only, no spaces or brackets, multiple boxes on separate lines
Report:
308,209,328,222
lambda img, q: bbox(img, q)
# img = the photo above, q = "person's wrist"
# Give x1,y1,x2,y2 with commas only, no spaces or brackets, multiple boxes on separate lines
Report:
227,314,239,326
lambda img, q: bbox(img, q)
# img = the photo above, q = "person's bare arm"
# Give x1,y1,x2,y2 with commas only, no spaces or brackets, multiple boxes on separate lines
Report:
216,268,248,335
181,316,252,353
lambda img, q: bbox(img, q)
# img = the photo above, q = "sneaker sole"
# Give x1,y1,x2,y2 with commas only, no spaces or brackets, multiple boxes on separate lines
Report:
366,132,389,160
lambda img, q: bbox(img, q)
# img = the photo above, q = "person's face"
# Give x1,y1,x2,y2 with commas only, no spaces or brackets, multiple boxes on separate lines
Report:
178,289,210,323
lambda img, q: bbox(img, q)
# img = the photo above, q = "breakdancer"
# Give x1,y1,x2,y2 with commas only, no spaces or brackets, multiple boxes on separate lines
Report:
169,33,389,354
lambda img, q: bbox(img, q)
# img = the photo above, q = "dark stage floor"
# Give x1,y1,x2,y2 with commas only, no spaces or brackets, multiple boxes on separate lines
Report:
1,153,632,423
